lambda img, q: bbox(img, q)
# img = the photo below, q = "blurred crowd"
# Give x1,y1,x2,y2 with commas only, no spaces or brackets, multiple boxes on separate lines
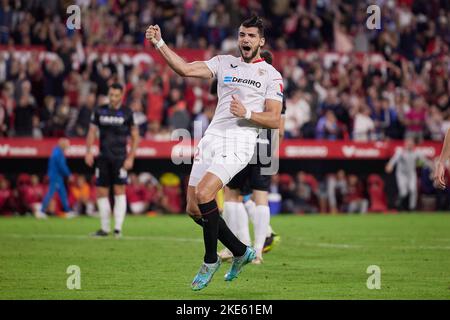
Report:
0,0,449,141
2,165,450,216
0,171,183,216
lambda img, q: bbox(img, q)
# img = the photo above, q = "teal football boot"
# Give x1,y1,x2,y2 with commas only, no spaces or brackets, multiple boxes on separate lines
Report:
224,247,256,281
191,257,221,291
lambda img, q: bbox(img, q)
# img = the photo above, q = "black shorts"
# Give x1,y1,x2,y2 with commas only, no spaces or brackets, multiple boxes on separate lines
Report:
227,163,271,194
95,157,128,187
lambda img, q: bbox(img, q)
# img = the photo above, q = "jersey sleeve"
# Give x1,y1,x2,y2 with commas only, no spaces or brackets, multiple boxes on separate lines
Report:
90,108,99,126
265,70,284,103
204,55,222,78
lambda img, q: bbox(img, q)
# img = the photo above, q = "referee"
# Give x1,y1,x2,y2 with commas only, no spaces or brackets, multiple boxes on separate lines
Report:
85,83,140,237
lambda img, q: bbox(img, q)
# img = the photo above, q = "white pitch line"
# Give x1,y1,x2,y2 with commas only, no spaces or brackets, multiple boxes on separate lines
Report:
293,238,450,251
3,234,450,250
0,233,203,243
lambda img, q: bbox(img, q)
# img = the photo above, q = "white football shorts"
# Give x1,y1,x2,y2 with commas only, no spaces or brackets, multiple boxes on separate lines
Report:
188,133,256,187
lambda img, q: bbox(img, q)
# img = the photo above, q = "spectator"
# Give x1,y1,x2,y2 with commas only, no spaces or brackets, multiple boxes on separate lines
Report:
70,175,94,216
167,88,190,131
284,89,311,138
72,93,96,137
404,96,427,142
14,94,35,136
159,172,182,213
23,175,45,218
425,106,444,141
195,105,215,136
327,170,348,214
126,173,148,215
0,176,13,215
0,96,7,136
316,110,341,140
292,171,318,214
343,175,368,214
130,99,148,137
352,105,375,142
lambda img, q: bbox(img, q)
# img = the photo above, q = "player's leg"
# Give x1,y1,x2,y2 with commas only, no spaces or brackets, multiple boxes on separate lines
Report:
224,186,251,245
55,179,73,215
219,187,238,261
186,136,237,290
252,189,270,262
41,179,57,214
206,140,257,281
408,174,418,211
396,173,408,210
196,172,241,263
111,157,129,237
94,186,111,236
92,158,112,236
188,174,242,290
248,164,276,260
112,184,126,237
225,166,252,244
223,187,239,234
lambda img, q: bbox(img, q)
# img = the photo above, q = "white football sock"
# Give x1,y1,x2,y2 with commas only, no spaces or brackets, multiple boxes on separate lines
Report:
113,194,127,232
97,197,111,233
236,202,251,246
244,199,256,225
223,201,238,234
254,205,270,256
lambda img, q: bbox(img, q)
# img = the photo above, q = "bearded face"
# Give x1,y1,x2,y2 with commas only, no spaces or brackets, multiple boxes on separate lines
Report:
238,26,265,63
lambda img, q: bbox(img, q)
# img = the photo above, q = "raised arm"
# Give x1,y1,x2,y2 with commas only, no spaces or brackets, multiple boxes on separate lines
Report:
145,25,213,79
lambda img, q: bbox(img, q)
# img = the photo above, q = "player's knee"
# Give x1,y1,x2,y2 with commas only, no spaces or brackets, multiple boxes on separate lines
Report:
186,202,201,219
195,187,215,204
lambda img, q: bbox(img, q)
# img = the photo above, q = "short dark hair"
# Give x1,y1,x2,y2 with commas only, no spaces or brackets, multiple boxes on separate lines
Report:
110,83,123,91
241,15,265,37
260,50,273,65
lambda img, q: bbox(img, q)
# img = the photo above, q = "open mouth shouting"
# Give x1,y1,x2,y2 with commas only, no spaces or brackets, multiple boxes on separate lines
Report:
241,44,252,53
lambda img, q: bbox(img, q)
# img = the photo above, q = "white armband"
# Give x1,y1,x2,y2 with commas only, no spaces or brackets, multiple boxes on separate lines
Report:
244,108,252,120
154,38,165,49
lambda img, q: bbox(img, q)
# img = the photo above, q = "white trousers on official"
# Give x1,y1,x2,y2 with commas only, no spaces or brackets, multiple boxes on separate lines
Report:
396,172,417,210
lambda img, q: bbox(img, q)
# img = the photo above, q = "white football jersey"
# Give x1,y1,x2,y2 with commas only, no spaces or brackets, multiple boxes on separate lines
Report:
204,55,283,139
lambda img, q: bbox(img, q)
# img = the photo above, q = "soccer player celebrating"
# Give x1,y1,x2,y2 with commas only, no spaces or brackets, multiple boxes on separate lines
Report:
222,50,285,264
146,15,283,290
85,83,140,238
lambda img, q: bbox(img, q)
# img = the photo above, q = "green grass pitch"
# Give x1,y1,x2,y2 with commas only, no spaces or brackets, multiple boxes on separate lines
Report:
1,213,449,299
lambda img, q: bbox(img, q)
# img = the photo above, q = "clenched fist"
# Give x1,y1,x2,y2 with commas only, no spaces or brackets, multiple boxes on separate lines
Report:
145,25,162,45
230,94,247,118
433,161,447,190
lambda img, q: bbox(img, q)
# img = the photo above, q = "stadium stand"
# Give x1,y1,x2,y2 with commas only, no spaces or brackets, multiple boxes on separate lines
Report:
0,0,449,215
